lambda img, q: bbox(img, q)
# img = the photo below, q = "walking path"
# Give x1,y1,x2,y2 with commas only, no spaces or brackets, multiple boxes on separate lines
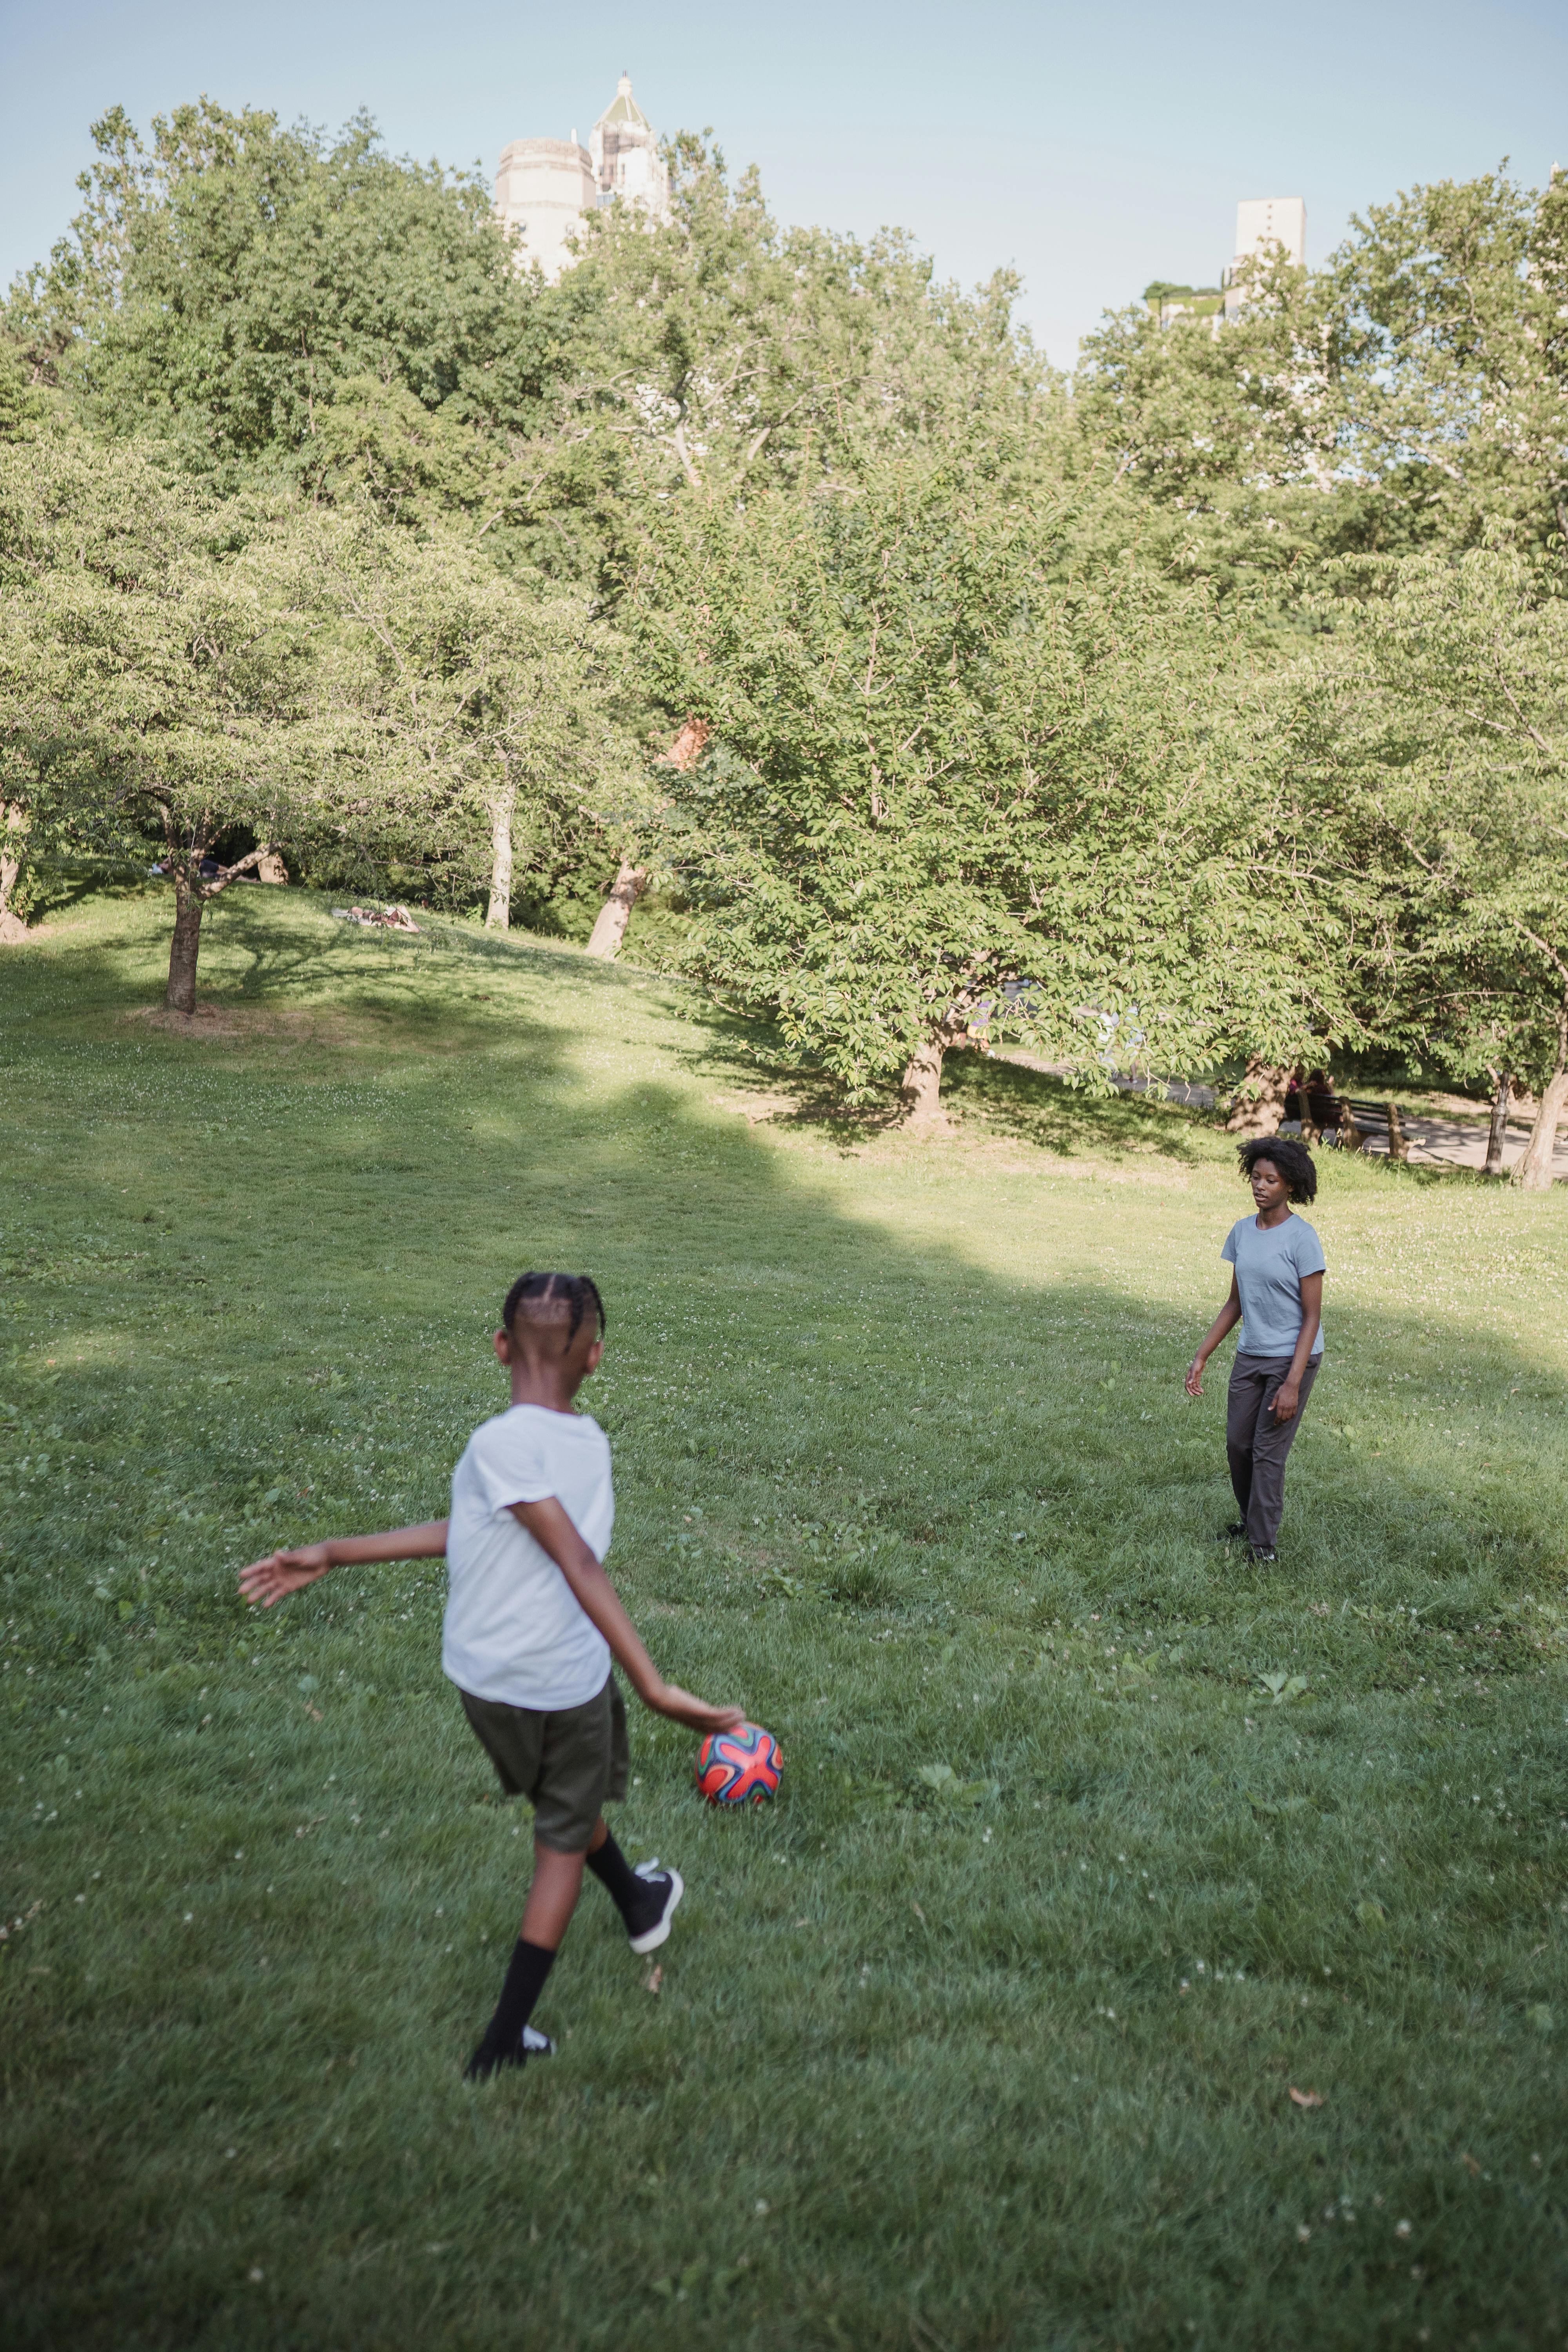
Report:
1340,1110,1568,1180
995,1054,1568,1180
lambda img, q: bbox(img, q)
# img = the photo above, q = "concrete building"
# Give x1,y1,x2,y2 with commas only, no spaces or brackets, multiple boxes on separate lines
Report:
494,135,596,280
1225,197,1307,314
494,74,668,283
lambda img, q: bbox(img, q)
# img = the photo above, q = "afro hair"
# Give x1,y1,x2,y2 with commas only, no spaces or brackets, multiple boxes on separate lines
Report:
1237,1133,1318,1203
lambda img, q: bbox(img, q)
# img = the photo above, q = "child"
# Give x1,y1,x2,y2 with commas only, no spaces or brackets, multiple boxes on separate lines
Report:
238,1271,742,2081
1183,1138,1325,1563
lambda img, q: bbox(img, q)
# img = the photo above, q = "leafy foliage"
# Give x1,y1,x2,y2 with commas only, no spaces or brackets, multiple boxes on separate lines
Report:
1331,548,1568,1093
5,101,553,488
4,102,1568,1121
628,450,1371,1096
0,430,323,996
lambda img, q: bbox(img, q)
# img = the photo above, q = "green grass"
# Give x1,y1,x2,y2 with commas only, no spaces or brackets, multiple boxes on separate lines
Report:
4,885,1568,2351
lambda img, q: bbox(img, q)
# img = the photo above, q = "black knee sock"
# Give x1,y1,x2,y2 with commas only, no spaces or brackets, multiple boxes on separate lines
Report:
586,1830,651,1927
473,1937,554,2066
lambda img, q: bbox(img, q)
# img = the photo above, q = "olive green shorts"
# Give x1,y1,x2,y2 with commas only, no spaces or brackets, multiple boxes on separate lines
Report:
458,1673,629,1854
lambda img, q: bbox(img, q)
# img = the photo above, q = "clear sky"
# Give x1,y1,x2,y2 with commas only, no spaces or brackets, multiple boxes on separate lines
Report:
1,0,1563,369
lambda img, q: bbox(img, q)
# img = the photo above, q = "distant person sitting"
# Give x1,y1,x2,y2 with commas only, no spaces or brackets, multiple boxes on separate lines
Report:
1300,1070,1341,1144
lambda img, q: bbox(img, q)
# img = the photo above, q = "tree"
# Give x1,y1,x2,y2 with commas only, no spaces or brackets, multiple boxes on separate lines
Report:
4,101,554,490
1326,167,1568,559
0,433,331,1007
298,518,638,931
626,446,1360,1116
497,134,1060,597
1334,546,1568,1186
0,346,59,933
1071,246,1366,607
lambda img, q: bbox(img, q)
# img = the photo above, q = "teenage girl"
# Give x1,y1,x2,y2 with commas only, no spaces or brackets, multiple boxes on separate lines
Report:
1185,1137,1325,1563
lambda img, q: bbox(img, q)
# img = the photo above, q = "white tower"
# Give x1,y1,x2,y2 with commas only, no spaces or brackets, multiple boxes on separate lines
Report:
1225,197,1307,314
590,73,670,218
494,135,596,281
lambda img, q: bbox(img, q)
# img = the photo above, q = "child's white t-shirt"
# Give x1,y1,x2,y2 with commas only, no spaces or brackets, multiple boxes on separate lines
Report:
442,1403,614,1710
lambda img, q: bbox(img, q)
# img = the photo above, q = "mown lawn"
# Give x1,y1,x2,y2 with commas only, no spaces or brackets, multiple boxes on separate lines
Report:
4,885,1567,2351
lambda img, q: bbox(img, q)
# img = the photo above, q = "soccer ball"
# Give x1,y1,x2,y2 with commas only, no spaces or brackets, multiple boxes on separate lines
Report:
695,1721,782,1805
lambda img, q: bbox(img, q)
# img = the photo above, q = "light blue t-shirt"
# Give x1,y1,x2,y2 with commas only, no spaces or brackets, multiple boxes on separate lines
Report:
1221,1213,1325,1359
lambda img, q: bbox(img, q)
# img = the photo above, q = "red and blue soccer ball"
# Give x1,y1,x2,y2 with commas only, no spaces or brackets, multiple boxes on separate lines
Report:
695,1721,782,1805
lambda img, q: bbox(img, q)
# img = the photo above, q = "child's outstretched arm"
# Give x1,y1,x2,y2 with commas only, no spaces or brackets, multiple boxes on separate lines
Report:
510,1497,743,1736
239,1521,448,1608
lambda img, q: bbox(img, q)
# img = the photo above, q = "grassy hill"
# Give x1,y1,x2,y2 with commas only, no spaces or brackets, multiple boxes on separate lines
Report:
4,886,1567,2349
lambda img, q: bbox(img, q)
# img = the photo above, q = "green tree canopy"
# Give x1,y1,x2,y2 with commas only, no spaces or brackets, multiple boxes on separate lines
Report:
296,516,642,927
626,446,1367,1114
1326,167,1568,557
0,431,324,1004
5,100,553,488
1328,545,1568,1183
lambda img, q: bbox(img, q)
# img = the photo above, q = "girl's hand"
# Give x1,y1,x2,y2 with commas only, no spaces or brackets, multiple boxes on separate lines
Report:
1270,1381,1300,1423
239,1544,334,1608
1184,1356,1207,1398
647,1682,746,1735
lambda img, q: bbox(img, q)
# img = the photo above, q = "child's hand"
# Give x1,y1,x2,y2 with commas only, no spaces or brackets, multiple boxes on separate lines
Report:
1183,1356,1207,1397
647,1682,746,1735
238,1544,334,1608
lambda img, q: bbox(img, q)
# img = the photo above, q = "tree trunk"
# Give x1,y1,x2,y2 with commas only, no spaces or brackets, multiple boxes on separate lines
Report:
658,716,710,773
1517,1018,1568,1191
1483,1070,1511,1177
485,786,515,931
0,850,22,943
165,884,204,1014
585,861,647,961
900,1033,947,1125
1385,1100,1410,1164
1225,1057,1291,1136
0,801,25,942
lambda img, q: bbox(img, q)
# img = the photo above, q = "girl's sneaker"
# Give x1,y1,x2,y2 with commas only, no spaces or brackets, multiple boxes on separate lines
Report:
627,1859,685,1955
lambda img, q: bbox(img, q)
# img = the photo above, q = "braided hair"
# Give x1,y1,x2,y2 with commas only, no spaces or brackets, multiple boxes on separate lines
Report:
501,1271,606,1346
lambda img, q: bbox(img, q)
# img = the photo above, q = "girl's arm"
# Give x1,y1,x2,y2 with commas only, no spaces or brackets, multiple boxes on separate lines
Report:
238,1520,448,1608
1269,1270,1323,1423
1185,1274,1241,1397
510,1497,744,1735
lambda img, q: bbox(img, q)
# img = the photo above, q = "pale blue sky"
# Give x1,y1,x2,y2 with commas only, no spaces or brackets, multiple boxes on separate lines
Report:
1,0,1563,368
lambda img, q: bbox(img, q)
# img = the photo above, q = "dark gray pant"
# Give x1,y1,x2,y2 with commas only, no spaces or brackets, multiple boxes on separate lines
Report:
1226,1351,1319,1552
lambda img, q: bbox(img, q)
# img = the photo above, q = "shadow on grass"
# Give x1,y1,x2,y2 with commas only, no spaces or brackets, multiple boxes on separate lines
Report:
2,887,667,1065
658,1010,1230,1161
941,1049,1216,1165
5,887,1568,2352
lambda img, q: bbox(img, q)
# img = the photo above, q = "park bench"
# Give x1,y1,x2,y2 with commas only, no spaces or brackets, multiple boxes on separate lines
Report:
1300,1089,1417,1159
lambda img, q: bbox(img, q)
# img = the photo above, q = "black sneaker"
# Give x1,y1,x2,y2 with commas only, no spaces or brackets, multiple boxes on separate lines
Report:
1249,1546,1278,1564
464,2022,555,2081
1215,1523,1248,1542
627,1859,685,1956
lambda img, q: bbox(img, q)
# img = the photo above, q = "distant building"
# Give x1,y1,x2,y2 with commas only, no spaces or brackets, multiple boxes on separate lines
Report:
494,136,596,281
1144,282,1224,328
1224,196,1307,314
1146,198,1308,331
494,73,669,282
591,74,670,218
